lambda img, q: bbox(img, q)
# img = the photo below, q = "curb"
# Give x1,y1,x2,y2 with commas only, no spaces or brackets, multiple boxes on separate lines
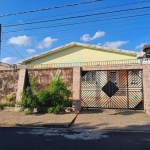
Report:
0,114,78,128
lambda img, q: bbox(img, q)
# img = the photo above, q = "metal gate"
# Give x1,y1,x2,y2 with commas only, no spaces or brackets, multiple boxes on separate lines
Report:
81,70,143,109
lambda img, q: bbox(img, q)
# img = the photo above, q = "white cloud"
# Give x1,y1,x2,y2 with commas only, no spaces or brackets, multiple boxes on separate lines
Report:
103,41,129,49
1,57,17,64
26,49,36,54
37,37,58,49
8,35,31,46
136,43,147,49
80,31,105,42
97,43,101,46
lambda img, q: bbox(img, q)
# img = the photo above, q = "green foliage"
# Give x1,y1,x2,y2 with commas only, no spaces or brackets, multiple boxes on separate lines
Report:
47,105,64,114
19,76,72,115
30,77,38,93
63,99,72,107
18,87,38,114
25,108,34,115
53,105,64,114
49,78,71,107
37,90,51,106
47,107,55,114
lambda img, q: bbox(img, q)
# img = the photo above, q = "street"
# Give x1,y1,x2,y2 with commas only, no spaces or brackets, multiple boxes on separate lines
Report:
0,127,150,150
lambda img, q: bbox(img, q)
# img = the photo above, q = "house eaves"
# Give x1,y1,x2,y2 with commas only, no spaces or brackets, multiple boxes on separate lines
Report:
19,42,138,64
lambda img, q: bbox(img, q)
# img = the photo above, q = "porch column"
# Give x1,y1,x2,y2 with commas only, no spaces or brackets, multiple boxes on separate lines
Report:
72,67,81,113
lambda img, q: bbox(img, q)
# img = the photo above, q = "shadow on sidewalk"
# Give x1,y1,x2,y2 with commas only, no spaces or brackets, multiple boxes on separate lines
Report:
109,110,145,116
80,108,103,114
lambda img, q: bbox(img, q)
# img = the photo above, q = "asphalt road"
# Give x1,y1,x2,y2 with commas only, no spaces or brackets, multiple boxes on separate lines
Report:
0,127,150,150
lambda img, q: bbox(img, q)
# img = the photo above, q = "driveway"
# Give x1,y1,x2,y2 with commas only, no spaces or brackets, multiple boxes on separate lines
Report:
72,109,150,131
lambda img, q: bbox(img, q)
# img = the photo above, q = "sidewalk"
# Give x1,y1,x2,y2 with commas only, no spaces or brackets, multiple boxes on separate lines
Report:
1,109,150,131
0,111,77,128
72,109,150,131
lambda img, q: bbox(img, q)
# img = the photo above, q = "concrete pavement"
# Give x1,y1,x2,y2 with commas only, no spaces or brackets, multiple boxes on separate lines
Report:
1,108,150,131
0,111,77,128
72,109,150,131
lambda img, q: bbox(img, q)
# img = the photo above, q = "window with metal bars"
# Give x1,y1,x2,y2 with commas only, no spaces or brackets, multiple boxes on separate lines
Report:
82,72,96,82
109,71,117,84
131,70,138,84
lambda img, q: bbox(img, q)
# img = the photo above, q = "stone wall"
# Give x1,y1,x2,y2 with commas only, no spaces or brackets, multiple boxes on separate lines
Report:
0,69,20,101
27,68,73,92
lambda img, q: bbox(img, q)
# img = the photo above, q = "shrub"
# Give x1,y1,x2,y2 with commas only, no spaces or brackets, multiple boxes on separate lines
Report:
47,107,55,114
63,99,72,107
47,105,64,114
18,87,38,114
25,108,34,115
49,78,71,107
19,77,72,115
53,105,64,114
37,90,51,107
30,77,38,93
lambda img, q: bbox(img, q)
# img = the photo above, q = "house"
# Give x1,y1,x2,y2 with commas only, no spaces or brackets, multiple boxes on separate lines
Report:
18,42,147,110
0,62,12,69
142,44,150,58
20,42,145,65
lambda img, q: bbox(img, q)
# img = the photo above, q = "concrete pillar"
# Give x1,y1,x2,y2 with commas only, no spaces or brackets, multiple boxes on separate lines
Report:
16,69,26,102
143,65,150,115
72,67,81,113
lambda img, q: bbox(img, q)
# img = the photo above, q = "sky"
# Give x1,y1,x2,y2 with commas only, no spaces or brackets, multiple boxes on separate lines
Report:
0,0,150,64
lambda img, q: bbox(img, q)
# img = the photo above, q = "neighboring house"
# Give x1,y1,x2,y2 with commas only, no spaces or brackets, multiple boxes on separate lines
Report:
0,62,12,69
142,44,150,58
20,42,144,65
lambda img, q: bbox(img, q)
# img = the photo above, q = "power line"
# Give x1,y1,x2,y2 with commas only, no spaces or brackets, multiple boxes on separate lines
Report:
4,25,150,46
2,15,149,44
3,6,150,28
2,26,150,59
1,48,22,58
0,0,102,18
3,7,149,37
20,15,150,37
3,12,150,33
3,34,25,60
2,0,150,25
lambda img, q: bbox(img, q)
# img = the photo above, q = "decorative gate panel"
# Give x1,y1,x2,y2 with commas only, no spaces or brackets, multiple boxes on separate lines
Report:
81,70,143,109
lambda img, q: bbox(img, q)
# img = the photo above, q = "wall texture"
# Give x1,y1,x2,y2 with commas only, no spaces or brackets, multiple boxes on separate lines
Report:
26,46,137,65
27,68,73,92
0,69,20,101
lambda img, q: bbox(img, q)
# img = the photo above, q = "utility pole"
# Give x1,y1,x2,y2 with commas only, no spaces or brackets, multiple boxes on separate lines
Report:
0,24,1,61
